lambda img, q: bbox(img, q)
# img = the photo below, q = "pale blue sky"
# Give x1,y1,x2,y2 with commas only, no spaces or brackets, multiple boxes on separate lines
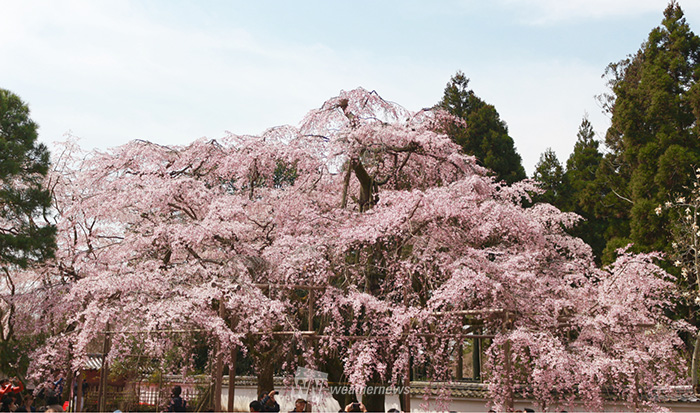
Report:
2,0,699,175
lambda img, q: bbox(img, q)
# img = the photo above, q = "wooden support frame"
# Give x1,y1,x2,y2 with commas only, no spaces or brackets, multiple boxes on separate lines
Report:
214,300,226,412
98,324,111,413
473,335,482,381
228,344,238,412
76,371,84,413
90,277,666,413
94,282,509,413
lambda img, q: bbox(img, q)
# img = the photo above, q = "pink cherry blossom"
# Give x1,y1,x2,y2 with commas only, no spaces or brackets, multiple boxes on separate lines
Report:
10,89,687,412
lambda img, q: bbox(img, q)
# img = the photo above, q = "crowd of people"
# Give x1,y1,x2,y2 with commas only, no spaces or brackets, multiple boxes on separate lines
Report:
0,377,32,412
2,379,410,412
246,390,404,413
0,374,66,413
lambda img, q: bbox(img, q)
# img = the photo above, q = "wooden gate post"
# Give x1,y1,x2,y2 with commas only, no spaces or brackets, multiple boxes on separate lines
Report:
214,300,226,412
98,325,111,413
76,371,84,413
503,311,514,412
473,334,481,381
504,338,514,411
456,342,463,380
227,345,237,412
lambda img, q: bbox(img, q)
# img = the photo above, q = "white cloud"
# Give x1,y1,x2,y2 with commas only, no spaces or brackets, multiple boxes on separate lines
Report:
1,1,454,140
499,0,700,25
2,0,694,176
1,0,361,148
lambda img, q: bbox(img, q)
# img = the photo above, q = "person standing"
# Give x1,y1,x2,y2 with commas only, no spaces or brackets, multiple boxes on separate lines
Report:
14,394,35,412
289,398,307,412
166,386,186,412
0,378,23,398
0,395,17,412
259,390,279,412
249,400,263,412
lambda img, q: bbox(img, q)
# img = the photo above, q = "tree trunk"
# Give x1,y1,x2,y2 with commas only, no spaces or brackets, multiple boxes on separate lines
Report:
228,346,237,412
353,160,374,212
361,382,385,413
692,333,700,392
325,355,352,409
257,358,275,398
214,302,225,412
340,161,353,208
399,360,412,413
504,339,514,412
98,329,111,413
694,207,700,394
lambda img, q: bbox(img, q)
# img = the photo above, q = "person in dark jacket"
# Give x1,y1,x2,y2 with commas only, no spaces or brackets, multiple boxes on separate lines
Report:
250,400,263,412
167,386,186,412
15,393,35,412
0,395,17,412
259,390,279,412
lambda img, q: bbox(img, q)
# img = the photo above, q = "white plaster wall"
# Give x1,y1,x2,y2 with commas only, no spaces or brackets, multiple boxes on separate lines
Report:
219,387,699,412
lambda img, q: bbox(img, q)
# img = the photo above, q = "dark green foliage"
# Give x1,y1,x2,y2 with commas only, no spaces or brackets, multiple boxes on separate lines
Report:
0,89,56,268
565,117,601,211
532,148,565,207
597,1,700,257
0,333,39,379
273,160,298,188
437,71,526,184
562,116,607,261
0,89,56,379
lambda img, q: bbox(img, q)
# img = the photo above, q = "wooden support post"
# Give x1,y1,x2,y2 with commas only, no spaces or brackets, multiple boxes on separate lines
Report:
504,338,513,412
455,342,463,380
98,326,111,413
403,370,411,413
228,345,237,412
403,283,411,412
214,300,225,412
76,371,84,413
156,369,162,410
307,289,315,330
503,311,514,412
400,322,411,413
228,314,240,413
472,335,481,381
66,370,74,413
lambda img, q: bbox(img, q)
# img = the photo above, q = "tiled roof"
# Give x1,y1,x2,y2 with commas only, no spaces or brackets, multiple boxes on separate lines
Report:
647,386,700,404
83,354,104,370
408,381,489,399
407,381,700,404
